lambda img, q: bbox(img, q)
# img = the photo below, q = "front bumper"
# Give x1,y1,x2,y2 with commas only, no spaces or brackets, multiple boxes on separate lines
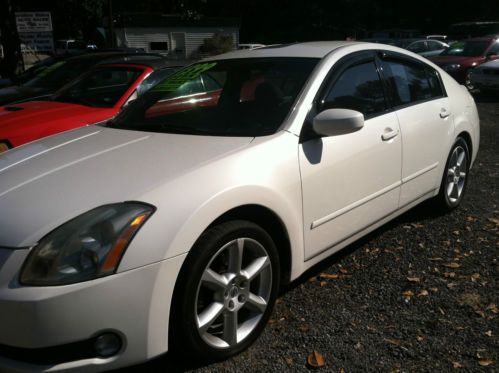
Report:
0,248,186,372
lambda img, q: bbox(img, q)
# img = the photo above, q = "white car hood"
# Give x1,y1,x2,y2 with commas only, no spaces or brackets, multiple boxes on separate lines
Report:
0,126,253,247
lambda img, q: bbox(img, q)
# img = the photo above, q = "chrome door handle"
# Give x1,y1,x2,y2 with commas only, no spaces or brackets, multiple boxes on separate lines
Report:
440,108,451,118
381,129,399,141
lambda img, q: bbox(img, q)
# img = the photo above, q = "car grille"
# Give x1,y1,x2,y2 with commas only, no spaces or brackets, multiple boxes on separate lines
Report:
483,69,499,75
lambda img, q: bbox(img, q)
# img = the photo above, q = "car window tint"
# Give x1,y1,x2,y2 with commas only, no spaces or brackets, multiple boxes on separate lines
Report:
382,60,439,105
408,41,426,53
322,61,386,117
488,41,499,54
136,68,177,96
54,67,143,108
428,41,443,51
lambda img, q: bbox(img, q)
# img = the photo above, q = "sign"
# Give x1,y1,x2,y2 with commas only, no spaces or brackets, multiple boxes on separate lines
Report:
15,12,53,33
18,32,55,53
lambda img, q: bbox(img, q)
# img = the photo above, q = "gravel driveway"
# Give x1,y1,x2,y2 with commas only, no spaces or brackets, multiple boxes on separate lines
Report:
119,93,498,372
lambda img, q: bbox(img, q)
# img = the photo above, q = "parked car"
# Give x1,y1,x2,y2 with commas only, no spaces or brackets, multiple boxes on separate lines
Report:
0,52,163,106
0,41,479,372
55,39,96,55
0,56,69,89
469,58,499,93
0,58,179,151
238,43,266,50
430,36,499,88
401,39,449,57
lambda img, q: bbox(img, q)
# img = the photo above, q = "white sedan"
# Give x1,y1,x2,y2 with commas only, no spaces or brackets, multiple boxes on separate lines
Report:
0,41,479,372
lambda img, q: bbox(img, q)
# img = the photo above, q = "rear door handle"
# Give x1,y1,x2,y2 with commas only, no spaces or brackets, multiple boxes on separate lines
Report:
440,108,451,118
381,129,399,141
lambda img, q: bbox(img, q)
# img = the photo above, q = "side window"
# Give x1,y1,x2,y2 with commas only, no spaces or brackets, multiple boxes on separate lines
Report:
488,41,499,55
408,41,427,53
428,41,443,51
382,59,443,106
321,60,386,117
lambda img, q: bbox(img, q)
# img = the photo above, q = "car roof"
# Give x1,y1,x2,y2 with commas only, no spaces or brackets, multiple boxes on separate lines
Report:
205,41,357,60
64,52,164,64
97,57,184,70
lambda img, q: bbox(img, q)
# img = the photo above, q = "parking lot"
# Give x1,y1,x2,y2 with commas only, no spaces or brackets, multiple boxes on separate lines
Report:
121,93,498,372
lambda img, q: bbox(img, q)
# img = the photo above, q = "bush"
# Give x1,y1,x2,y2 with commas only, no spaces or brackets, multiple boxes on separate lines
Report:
200,33,234,56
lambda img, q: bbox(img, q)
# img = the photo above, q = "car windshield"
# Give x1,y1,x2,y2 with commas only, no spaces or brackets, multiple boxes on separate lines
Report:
441,40,490,57
109,58,319,137
53,66,143,108
23,59,96,89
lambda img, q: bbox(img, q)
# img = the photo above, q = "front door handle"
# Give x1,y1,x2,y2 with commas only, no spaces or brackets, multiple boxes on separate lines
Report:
381,128,399,141
440,108,451,118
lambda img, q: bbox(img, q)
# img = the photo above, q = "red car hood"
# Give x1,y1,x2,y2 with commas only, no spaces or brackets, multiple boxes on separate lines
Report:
430,55,485,68
0,100,118,147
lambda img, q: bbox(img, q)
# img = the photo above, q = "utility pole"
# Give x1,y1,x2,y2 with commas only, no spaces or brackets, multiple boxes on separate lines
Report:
107,0,115,48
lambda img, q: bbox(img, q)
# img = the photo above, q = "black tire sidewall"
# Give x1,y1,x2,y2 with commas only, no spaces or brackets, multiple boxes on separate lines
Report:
170,220,280,361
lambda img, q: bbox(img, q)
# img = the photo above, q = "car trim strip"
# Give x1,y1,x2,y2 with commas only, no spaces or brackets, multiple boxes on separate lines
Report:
311,180,401,229
401,162,439,184
306,188,438,261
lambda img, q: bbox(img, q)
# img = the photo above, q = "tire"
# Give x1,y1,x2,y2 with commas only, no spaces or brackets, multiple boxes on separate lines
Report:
170,220,280,361
465,70,474,90
435,137,470,212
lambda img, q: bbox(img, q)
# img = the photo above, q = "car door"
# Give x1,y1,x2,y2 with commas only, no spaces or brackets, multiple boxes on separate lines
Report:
299,52,402,260
378,53,452,206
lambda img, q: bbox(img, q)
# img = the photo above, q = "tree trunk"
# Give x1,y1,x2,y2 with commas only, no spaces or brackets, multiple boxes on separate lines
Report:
0,0,23,78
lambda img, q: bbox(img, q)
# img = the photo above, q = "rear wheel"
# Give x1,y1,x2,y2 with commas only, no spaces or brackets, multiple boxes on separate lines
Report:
435,137,470,211
170,220,280,361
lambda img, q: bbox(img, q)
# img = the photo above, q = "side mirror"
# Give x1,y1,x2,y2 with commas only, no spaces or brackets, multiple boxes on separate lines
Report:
312,109,364,137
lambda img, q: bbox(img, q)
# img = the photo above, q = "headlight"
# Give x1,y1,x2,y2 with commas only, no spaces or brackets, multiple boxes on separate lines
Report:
443,64,461,71
0,140,12,154
20,202,154,286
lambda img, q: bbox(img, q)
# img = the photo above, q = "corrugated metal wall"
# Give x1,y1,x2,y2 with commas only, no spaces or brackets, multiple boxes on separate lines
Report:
119,27,239,59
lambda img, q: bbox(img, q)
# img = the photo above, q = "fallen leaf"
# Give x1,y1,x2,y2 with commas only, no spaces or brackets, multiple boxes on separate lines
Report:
444,262,461,269
487,217,499,227
339,268,348,274
471,273,480,282
285,357,294,366
486,304,498,314
430,287,439,292
466,216,477,222
444,272,456,278
447,283,458,289
299,324,310,333
453,230,460,235
340,369,346,373
429,257,443,261
384,338,402,346
475,310,486,318
308,277,317,283
319,273,339,280
485,330,492,337
320,281,327,287
416,335,425,341
407,276,421,283
478,359,494,367
307,351,326,369
411,223,424,228
418,289,429,297
452,361,464,368
402,290,414,300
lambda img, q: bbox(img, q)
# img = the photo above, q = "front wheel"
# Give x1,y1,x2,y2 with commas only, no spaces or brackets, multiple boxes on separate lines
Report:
434,137,470,211
170,220,280,361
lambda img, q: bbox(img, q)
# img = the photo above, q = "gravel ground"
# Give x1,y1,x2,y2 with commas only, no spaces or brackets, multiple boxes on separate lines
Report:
120,93,498,373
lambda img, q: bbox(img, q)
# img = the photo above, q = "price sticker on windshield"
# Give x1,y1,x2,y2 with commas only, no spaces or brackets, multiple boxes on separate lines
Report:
152,62,217,92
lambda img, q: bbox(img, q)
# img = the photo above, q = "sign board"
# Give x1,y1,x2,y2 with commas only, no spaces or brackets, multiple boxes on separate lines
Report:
18,32,54,53
15,12,53,33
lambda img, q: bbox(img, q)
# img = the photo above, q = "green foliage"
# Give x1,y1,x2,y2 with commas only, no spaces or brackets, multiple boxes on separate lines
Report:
200,33,234,55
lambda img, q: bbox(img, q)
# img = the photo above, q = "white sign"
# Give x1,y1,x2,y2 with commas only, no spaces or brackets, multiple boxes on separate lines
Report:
18,32,54,53
15,12,53,33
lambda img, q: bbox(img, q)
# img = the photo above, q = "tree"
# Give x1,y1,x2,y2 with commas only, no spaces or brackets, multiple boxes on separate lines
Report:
200,33,234,56
0,0,23,77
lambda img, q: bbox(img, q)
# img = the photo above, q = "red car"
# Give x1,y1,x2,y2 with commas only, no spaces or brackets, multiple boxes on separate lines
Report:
430,36,499,88
0,57,178,152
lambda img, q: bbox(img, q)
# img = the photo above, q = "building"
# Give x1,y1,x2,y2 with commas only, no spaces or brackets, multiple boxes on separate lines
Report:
112,13,240,61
